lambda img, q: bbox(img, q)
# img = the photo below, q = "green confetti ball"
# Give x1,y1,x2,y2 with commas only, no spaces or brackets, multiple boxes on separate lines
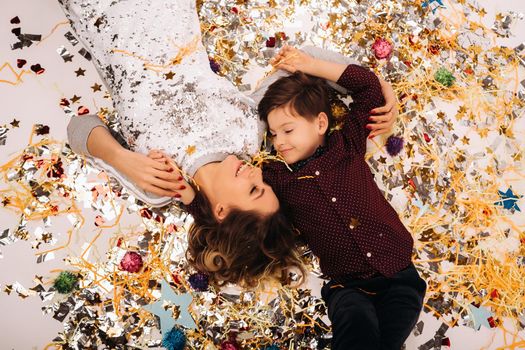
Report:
53,271,79,294
434,67,456,87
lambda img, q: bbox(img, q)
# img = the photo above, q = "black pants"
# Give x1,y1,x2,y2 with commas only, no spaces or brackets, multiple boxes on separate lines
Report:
321,263,427,350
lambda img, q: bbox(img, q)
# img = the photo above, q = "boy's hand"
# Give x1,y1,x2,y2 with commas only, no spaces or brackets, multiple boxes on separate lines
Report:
147,149,196,205
270,46,317,75
366,79,399,139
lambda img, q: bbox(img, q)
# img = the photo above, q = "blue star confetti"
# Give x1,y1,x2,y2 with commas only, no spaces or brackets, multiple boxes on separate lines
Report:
468,304,493,331
494,187,522,212
143,280,196,334
422,0,445,14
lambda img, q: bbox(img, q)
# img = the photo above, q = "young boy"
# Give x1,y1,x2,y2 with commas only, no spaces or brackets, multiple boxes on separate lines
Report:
258,47,427,350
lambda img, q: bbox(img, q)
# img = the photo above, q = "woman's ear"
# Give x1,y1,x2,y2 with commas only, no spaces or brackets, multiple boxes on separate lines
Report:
214,202,228,221
317,112,329,135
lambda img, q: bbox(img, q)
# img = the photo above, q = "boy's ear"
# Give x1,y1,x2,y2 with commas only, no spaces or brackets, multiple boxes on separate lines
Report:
214,202,228,221
317,112,329,135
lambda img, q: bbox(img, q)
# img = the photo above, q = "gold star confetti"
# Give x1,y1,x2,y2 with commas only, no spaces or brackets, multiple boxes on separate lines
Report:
164,71,175,80
91,83,102,92
70,95,81,103
10,119,20,128
74,67,86,76
3,285,12,295
185,145,196,155
349,217,360,230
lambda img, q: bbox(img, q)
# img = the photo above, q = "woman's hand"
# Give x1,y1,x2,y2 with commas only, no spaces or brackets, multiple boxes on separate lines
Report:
110,148,193,202
366,79,399,139
270,46,317,74
147,149,196,205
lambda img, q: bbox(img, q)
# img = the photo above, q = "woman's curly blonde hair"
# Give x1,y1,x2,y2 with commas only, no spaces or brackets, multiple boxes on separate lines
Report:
186,190,305,288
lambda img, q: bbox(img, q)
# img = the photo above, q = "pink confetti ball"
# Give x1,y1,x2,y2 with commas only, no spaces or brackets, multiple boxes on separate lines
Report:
221,341,240,350
372,38,393,59
120,251,143,273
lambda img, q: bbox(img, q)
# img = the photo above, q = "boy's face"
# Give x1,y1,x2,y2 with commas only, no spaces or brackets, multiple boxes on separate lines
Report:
267,105,328,164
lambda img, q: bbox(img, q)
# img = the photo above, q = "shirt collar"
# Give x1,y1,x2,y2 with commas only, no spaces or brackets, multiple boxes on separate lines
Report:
289,145,326,172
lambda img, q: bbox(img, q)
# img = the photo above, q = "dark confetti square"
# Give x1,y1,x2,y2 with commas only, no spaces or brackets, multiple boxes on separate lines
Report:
16,58,27,68
11,27,21,36
10,16,20,24
30,63,45,75
34,124,50,135
78,48,92,61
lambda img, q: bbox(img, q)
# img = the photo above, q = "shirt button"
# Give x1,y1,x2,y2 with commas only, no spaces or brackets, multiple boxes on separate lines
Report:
331,197,337,202
315,170,320,176
366,252,372,258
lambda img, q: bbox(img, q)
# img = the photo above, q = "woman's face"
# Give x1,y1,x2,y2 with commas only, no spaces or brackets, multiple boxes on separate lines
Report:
204,155,279,219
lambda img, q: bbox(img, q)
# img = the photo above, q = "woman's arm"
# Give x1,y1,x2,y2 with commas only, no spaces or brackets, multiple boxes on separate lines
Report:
67,116,185,198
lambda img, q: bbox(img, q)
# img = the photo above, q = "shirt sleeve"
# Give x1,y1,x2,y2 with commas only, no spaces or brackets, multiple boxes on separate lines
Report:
336,65,386,155
67,115,108,156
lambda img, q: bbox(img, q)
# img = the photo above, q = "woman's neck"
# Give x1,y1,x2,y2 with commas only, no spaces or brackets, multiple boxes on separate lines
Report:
193,162,218,193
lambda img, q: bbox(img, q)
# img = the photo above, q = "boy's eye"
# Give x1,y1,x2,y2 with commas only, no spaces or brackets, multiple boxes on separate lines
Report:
250,186,257,195
284,129,293,134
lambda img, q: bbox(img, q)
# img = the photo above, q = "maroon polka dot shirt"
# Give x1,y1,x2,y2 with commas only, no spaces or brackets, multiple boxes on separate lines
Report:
263,65,414,281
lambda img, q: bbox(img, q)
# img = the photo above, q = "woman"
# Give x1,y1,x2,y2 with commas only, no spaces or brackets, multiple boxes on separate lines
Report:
60,0,398,286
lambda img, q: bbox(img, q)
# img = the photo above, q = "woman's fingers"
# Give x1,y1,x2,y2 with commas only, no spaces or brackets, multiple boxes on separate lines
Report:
370,104,393,115
143,183,179,197
152,168,184,182
368,113,391,123
147,175,184,193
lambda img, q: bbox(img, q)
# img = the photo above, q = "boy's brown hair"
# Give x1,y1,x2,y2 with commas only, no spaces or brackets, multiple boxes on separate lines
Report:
258,71,333,129
186,190,305,288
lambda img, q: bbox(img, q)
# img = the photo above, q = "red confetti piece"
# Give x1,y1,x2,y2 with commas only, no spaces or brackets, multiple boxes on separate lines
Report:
490,289,499,299
488,316,497,328
424,133,431,142
441,337,451,346
139,208,153,219
77,106,90,115
60,98,70,107
266,37,276,48
16,59,26,68
94,215,105,227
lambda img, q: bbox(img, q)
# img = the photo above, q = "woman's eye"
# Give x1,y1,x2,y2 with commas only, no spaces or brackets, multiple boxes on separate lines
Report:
285,129,293,134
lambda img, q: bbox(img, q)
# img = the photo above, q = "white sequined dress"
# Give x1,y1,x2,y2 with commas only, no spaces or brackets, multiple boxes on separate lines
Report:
59,0,263,177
